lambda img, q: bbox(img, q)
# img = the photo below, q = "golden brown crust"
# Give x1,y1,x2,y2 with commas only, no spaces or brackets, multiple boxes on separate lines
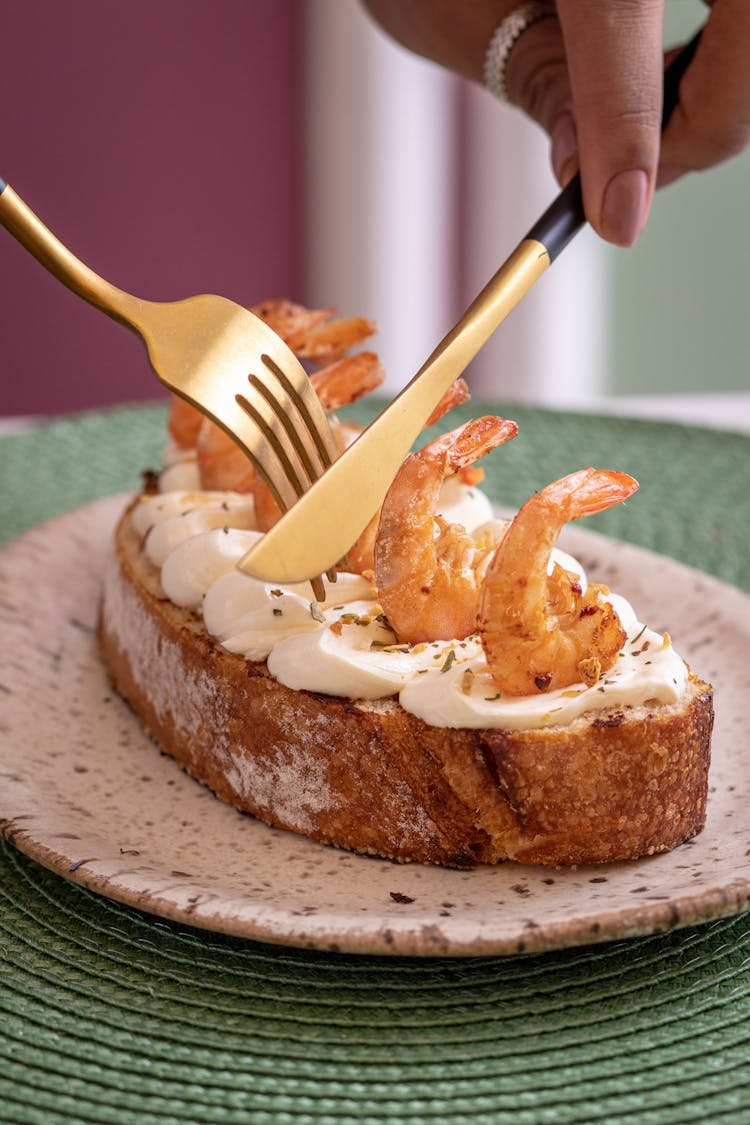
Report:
99,502,713,868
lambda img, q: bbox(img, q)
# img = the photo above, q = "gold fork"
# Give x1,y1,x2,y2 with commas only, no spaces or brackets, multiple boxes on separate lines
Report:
0,178,339,599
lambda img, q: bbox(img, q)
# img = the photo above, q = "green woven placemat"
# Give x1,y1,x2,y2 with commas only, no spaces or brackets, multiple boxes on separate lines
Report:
2,402,750,1124
2,400,748,590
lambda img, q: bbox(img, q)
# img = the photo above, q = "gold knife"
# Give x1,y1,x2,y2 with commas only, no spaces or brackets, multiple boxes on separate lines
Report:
239,34,700,585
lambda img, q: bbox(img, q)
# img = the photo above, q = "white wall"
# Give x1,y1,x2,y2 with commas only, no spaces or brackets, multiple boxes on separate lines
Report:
461,81,609,404
608,2,750,396
303,0,459,393
304,1,608,404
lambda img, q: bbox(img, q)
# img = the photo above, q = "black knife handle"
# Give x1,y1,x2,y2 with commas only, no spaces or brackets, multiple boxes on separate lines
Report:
525,29,701,261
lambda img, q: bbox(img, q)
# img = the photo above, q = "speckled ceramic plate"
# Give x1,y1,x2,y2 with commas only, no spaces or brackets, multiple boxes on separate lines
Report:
2,495,750,957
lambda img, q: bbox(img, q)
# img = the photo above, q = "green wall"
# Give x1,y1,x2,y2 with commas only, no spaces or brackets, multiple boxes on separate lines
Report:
609,4,750,394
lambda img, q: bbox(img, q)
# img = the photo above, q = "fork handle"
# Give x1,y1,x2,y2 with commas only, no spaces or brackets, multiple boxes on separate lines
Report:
0,179,141,328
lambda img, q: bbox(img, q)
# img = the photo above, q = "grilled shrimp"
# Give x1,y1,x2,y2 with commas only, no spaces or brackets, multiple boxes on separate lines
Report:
345,378,472,576
478,468,639,695
167,395,205,451
310,352,383,410
165,301,381,500
374,416,518,644
192,418,254,493
252,298,375,362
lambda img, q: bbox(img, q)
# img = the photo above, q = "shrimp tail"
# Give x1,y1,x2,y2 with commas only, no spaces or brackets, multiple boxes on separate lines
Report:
441,416,518,473
549,468,639,521
479,467,640,696
250,299,332,343
310,352,385,411
374,415,518,643
250,298,376,360
425,378,471,427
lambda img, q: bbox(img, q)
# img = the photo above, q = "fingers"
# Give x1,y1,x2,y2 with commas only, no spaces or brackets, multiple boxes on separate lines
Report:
365,0,750,247
554,0,665,245
658,0,750,187
505,0,666,245
503,14,574,173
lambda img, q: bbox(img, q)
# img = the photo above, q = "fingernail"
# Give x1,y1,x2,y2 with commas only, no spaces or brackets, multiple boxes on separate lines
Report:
601,169,649,246
550,112,578,185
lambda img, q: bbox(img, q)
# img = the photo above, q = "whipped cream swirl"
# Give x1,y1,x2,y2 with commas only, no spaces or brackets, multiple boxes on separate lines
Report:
133,480,687,729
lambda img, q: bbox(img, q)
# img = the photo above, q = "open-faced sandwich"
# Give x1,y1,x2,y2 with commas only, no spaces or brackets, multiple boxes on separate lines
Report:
99,300,713,868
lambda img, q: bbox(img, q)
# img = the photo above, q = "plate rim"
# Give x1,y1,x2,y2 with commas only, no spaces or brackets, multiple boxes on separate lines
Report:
2,494,750,958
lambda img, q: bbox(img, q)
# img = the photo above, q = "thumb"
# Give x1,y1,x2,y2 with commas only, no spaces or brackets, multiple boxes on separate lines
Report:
555,0,664,245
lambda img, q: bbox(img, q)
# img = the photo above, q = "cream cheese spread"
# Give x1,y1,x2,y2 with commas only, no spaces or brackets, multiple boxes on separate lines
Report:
136,480,688,729
159,457,201,492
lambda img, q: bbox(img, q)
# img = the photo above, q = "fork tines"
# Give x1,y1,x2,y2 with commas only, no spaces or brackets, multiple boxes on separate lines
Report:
234,354,337,509
232,354,340,599
235,355,334,508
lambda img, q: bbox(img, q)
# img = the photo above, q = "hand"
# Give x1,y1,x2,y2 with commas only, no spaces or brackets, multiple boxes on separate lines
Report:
362,0,750,246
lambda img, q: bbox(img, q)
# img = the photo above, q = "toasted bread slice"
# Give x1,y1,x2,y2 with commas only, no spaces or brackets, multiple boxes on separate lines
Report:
99,502,713,868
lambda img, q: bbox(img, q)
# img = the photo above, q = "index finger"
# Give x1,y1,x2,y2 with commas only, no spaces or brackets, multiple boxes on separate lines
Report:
556,0,665,245
659,0,750,183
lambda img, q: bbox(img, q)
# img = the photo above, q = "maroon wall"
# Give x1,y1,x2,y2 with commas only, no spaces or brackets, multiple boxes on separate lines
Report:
0,0,303,415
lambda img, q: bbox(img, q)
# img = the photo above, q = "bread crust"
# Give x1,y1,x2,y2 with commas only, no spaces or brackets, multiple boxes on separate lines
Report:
99,502,713,867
